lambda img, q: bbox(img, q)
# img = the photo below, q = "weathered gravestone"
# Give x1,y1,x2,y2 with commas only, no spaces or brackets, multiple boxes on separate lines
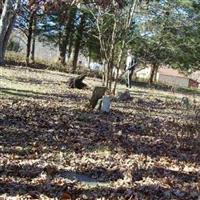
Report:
88,86,107,109
100,95,111,113
68,74,87,89
181,97,190,109
117,90,133,101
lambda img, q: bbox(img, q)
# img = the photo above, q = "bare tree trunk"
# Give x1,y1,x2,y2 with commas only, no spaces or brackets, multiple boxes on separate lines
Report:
67,9,76,60
58,32,68,65
59,8,76,65
105,62,110,88
88,46,91,69
26,11,34,65
109,48,115,91
105,60,114,91
0,0,21,64
67,35,73,60
31,16,36,63
112,67,119,94
2,15,15,58
31,33,35,63
72,40,80,73
108,62,114,91
58,24,69,65
72,14,85,73
149,63,157,84
0,0,11,64
102,59,106,86
153,65,159,82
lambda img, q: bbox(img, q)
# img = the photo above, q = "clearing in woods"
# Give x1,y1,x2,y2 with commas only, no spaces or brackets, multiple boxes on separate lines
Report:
0,65,199,199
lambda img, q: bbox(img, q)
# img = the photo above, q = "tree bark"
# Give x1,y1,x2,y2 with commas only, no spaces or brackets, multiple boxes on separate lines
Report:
31,16,36,63
153,65,159,82
26,11,35,65
67,9,76,60
58,36,67,65
149,63,157,84
59,8,76,65
102,59,106,86
108,49,115,91
88,47,91,70
72,14,85,73
58,23,69,65
67,34,73,60
105,62,110,88
0,0,21,64
112,67,119,94
2,14,16,58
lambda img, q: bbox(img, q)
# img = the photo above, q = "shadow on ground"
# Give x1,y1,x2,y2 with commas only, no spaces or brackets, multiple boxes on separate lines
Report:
0,72,199,199
0,163,198,199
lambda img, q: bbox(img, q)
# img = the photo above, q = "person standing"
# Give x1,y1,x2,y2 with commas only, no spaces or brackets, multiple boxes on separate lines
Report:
125,50,137,88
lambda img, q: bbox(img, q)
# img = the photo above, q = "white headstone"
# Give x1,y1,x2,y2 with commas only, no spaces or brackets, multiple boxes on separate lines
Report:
101,95,111,113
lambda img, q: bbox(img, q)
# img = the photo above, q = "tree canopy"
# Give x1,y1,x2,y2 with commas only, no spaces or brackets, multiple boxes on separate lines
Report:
0,0,199,84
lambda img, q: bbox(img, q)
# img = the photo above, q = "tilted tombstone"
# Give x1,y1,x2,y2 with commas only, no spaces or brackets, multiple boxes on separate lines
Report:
89,86,107,109
68,74,87,89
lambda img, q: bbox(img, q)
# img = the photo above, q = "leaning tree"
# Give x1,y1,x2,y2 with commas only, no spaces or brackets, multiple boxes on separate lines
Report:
0,0,21,64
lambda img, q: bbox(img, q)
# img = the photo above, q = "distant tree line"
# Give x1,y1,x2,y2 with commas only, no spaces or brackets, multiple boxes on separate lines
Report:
0,0,199,92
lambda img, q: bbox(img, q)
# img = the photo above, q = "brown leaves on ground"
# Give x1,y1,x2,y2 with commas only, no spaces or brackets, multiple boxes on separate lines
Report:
0,66,200,199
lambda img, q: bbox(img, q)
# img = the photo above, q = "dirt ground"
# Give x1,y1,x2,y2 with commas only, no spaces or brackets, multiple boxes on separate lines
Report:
0,65,199,199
